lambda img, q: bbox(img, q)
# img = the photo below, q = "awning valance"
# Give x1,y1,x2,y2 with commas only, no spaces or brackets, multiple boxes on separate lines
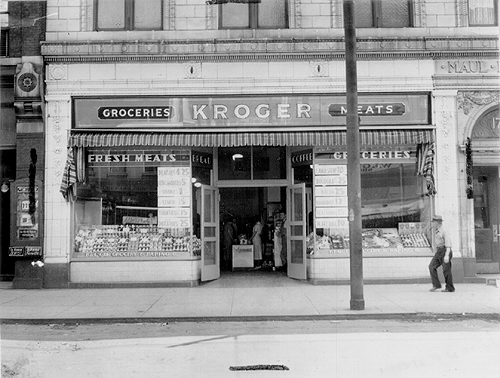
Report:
68,130,433,148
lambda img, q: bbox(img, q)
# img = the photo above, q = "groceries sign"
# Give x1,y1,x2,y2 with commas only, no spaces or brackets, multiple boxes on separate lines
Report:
74,94,429,130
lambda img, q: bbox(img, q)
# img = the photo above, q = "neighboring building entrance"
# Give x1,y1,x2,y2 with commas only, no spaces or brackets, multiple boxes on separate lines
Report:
474,166,500,273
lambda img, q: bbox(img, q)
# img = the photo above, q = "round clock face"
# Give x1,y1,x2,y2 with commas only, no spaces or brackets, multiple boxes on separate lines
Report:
18,72,37,93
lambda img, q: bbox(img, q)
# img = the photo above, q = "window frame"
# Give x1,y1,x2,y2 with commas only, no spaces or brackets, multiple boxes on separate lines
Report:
468,0,498,27
0,6,8,57
356,0,413,28
0,28,8,57
94,0,164,31
218,0,289,30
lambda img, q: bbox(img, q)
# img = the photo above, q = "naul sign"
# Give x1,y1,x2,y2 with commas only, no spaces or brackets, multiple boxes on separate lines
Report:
328,103,406,116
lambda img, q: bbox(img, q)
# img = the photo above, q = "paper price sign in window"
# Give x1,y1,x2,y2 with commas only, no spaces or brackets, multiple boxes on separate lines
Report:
315,186,348,197
157,167,191,177
158,208,191,218
315,175,347,186
316,196,348,207
158,177,190,187
158,186,190,197
158,218,190,229
314,164,347,176
158,196,190,207
316,207,349,218
315,218,349,229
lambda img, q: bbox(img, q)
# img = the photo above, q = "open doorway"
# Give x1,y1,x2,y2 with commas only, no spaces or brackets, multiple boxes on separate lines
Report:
219,186,286,274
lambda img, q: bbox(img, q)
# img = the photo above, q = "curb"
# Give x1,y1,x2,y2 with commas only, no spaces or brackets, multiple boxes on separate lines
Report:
2,312,499,325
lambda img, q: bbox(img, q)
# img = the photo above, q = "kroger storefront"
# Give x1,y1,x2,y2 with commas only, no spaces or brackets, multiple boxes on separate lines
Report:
57,93,435,286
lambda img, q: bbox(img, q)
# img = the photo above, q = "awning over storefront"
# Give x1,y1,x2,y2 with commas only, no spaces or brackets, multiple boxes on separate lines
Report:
68,130,433,148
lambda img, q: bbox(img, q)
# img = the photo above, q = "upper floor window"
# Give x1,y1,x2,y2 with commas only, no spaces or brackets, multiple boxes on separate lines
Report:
0,1,8,56
95,0,163,31
468,0,497,26
219,0,288,29
354,0,412,28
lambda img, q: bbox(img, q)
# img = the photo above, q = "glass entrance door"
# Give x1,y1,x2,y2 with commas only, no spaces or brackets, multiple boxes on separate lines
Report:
287,183,307,279
201,185,220,281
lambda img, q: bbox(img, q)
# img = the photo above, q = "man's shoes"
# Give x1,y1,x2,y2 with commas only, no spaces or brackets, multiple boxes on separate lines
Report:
441,289,455,292
429,287,441,292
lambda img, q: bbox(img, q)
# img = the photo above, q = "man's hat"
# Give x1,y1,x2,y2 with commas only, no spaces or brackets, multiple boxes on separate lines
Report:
432,215,443,222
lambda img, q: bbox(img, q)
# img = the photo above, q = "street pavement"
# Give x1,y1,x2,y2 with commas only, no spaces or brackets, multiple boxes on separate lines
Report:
0,272,499,322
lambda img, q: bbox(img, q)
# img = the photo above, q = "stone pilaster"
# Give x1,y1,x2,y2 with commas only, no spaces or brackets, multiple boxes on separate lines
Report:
432,90,461,254
43,93,72,287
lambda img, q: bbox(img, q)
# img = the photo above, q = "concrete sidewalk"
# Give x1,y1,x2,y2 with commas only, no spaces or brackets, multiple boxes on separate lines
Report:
1,272,499,322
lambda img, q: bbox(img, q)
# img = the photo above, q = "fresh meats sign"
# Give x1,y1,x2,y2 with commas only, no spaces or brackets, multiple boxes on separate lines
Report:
74,94,429,130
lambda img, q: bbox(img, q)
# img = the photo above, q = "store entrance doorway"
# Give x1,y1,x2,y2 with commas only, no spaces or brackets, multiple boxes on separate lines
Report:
219,186,288,276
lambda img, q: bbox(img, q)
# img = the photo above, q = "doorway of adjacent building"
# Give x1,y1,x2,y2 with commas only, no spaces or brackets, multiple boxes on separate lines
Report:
473,166,500,273
0,149,15,281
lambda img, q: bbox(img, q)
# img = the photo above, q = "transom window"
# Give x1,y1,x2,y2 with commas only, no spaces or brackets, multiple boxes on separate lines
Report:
218,147,286,180
354,0,412,28
95,0,163,31
219,0,288,29
468,0,498,26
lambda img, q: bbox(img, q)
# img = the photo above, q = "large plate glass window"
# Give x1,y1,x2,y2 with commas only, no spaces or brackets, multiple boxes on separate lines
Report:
220,0,288,29
312,145,433,255
72,148,202,260
96,0,163,31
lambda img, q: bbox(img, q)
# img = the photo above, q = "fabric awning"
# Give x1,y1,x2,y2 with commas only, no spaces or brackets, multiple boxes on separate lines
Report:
68,130,433,148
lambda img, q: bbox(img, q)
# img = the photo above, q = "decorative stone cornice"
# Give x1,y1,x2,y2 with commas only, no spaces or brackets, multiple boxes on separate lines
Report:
458,91,500,115
41,36,499,64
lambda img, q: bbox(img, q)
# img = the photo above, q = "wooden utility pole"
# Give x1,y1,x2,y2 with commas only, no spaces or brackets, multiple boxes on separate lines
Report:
343,0,364,310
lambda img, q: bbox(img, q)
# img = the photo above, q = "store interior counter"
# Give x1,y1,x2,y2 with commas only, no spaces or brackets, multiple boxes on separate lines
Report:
232,245,254,269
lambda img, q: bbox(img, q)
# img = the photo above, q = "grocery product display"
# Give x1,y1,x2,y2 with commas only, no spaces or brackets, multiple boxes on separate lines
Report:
74,225,201,257
400,233,430,247
308,223,431,254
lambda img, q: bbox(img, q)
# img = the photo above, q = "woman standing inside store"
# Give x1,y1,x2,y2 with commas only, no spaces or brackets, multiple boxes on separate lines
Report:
251,217,263,268
280,212,287,269
222,217,236,271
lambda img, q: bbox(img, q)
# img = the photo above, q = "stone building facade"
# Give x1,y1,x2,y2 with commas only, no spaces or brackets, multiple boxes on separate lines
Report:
37,0,499,287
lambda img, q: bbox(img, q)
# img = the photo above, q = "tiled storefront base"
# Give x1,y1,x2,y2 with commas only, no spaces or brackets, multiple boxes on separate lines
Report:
41,257,471,288
69,260,201,288
307,256,467,285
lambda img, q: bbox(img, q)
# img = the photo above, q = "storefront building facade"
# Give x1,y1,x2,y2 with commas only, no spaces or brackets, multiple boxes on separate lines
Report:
39,0,499,287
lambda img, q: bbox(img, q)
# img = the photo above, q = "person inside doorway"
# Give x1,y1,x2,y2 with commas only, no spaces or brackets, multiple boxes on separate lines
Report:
274,218,283,271
222,216,236,271
251,216,263,268
279,212,287,270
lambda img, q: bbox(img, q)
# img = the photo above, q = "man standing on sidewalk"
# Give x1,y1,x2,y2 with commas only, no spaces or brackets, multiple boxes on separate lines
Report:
429,215,455,292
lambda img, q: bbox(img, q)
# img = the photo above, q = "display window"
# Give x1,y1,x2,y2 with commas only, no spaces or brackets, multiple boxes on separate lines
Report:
72,148,203,260
309,146,433,256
